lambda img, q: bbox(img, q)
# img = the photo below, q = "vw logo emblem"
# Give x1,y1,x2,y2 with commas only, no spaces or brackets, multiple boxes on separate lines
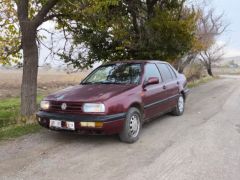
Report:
61,103,67,110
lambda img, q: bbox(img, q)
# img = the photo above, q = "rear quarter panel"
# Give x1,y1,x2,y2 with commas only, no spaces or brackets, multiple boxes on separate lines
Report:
178,73,188,92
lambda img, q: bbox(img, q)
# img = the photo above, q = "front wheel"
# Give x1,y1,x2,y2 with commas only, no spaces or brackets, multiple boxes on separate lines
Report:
119,107,142,143
172,94,185,116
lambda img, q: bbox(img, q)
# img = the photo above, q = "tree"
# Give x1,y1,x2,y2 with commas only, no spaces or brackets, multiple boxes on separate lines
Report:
197,9,226,76
59,0,199,68
199,44,224,76
177,7,227,74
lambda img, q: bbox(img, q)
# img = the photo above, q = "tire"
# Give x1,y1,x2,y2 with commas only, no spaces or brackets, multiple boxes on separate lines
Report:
172,94,185,116
119,107,142,143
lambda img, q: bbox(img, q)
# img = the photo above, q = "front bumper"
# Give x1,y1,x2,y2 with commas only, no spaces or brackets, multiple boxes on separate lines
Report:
36,111,126,135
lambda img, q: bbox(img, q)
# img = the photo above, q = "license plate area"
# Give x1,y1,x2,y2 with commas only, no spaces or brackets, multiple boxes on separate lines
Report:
49,120,75,130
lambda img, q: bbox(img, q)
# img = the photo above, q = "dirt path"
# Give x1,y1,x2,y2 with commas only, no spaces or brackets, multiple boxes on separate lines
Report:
1,77,240,180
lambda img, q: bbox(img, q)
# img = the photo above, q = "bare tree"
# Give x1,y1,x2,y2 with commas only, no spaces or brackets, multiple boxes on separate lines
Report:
199,44,224,76
177,6,227,74
197,8,227,76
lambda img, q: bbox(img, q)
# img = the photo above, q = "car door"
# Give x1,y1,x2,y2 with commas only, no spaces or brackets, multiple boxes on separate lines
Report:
142,63,169,120
156,63,179,108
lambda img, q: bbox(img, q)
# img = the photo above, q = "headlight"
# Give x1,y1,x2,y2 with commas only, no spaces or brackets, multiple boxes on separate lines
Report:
40,101,50,110
82,103,105,113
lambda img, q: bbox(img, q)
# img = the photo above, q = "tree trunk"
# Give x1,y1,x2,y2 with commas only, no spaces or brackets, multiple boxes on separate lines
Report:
20,23,38,116
207,67,213,76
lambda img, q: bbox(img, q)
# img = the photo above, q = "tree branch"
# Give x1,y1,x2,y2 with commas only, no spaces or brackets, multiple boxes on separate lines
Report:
33,0,58,28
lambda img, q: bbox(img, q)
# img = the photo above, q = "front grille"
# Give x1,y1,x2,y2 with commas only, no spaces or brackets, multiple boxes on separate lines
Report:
49,101,82,113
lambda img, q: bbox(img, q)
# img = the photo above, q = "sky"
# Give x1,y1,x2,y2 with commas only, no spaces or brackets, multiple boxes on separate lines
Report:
212,0,240,57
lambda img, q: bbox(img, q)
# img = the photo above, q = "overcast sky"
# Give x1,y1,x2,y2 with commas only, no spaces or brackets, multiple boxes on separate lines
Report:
212,0,240,57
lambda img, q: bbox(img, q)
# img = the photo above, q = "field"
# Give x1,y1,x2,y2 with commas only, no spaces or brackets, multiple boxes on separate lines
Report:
0,69,90,99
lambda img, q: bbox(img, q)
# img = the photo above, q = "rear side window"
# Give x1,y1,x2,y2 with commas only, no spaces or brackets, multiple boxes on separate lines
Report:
144,63,161,81
157,63,173,82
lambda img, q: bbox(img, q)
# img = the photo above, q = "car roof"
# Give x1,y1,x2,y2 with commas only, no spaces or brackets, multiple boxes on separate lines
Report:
104,60,168,65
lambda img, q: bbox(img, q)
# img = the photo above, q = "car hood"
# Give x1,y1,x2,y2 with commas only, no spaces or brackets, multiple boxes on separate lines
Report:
45,84,136,102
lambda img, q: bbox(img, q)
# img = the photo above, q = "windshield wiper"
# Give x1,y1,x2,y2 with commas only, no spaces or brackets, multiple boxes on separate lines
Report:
81,82,93,85
97,81,126,84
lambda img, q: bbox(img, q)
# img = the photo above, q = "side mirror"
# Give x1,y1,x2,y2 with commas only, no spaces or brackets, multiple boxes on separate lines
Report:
144,77,159,87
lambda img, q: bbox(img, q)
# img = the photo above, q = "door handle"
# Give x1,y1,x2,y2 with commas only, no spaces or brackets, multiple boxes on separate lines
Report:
163,85,166,90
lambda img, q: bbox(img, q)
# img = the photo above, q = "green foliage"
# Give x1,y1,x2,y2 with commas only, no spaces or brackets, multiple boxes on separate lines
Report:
0,0,21,65
137,7,197,61
58,0,199,68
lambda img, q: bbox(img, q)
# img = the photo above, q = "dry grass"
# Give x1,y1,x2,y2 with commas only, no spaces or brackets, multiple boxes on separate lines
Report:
184,63,205,81
187,76,216,88
0,69,90,99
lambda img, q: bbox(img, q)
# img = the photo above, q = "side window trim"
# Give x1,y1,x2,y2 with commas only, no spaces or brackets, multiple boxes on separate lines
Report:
154,63,164,82
157,62,177,83
156,63,173,83
156,63,165,83
167,64,177,79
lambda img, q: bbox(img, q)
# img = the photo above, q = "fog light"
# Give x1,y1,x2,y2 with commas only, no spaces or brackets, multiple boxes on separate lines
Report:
80,122,103,128
95,122,103,128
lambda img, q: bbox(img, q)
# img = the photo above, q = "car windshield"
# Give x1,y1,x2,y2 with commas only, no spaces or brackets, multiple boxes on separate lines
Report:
82,63,142,85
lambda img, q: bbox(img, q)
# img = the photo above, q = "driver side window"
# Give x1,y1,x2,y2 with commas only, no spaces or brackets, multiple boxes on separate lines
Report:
144,63,162,82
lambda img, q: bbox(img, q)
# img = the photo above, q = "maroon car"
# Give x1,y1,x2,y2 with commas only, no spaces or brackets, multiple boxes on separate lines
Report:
37,60,189,143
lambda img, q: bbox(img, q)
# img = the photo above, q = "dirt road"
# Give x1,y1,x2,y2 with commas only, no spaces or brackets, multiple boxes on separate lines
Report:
1,77,240,180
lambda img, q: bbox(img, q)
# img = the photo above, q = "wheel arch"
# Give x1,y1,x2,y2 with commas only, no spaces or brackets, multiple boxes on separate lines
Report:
128,102,144,116
180,90,186,100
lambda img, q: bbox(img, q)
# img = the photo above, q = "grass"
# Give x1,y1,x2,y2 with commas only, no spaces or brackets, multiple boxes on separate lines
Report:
0,124,41,141
187,76,216,88
0,97,21,127
0,96,44,141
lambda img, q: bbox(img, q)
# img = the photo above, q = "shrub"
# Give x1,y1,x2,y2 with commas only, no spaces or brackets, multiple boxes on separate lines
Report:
184,63,205,82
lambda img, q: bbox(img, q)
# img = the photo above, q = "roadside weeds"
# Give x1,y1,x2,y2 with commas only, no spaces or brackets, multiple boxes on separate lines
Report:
0,123,41,141
187,76,217,88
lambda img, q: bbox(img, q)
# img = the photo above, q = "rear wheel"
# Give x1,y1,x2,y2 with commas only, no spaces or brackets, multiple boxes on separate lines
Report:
119,107,142,143
172,94,185,116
